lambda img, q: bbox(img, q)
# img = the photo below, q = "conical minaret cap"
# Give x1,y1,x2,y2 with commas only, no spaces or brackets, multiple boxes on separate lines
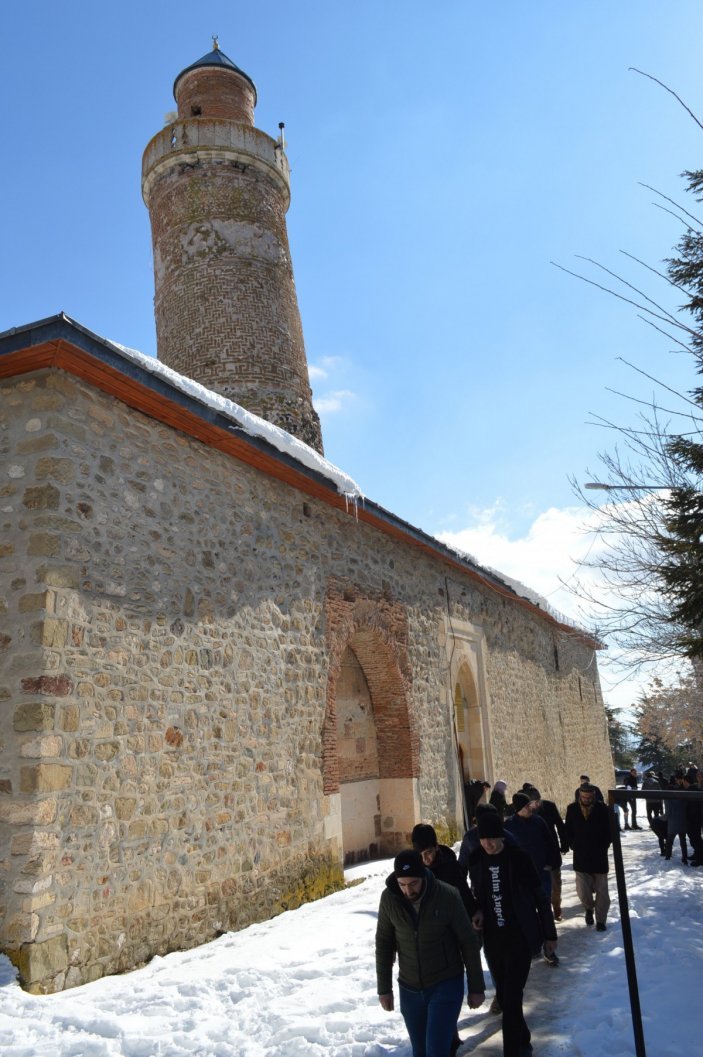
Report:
173,43,257,104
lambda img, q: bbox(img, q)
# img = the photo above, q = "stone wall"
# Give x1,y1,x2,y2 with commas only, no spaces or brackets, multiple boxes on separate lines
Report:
0,369,612,992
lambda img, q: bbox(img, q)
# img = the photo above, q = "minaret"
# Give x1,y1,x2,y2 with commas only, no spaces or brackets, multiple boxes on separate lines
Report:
141,40,323,453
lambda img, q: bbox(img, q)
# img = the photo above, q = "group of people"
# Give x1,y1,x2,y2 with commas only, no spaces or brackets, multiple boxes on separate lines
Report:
636,765,703,866
375,773,615,1057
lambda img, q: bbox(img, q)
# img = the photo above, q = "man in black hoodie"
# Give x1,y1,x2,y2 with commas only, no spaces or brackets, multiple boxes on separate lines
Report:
469,810,557,1057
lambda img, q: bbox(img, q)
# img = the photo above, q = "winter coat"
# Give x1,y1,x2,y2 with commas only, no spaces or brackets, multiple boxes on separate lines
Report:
375,869,484,996
504,812,561,874
489,790,507,818
665,796,688,836
564,799,611,874
536,799,568,855
468,842,557,956
425,844,477,917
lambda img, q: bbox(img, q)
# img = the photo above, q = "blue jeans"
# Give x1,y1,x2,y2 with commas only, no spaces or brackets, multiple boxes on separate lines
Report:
399,974,464,1057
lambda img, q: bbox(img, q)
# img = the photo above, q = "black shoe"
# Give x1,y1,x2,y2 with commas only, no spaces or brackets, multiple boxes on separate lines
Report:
450,1034,461,1056
489,996,501,1015
596,922,607,932
624,823,631,830
543,947,559,967
585,908,594,926
632,825,642,830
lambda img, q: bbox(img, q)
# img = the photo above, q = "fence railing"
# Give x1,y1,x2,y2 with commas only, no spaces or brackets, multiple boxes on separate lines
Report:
607,787,703,1057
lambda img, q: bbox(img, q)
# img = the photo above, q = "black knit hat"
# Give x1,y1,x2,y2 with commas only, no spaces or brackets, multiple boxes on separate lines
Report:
512,791,531,812
477,809,504,839
394,850,425,878
528,787,541,801
411,824,438,852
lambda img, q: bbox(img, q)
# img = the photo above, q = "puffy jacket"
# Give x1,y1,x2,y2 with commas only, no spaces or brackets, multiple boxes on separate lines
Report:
375,868,484,995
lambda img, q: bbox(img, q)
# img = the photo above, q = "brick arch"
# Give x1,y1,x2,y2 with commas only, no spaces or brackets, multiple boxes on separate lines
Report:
322,581,418,796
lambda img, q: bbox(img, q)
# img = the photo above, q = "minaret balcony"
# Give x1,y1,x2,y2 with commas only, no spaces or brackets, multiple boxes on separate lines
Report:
142,119,290,206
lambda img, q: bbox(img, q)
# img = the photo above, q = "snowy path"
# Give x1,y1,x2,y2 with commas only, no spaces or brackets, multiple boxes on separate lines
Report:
0,828,700,1056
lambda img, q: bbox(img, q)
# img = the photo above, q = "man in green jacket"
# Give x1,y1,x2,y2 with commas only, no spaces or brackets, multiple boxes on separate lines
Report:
376,850,485,1057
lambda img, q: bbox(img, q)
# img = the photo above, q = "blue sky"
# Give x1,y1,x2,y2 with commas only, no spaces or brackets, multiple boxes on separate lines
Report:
3,1,703,707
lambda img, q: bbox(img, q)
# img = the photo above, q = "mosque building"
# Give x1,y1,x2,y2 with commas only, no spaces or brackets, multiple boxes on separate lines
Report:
0,44,613,992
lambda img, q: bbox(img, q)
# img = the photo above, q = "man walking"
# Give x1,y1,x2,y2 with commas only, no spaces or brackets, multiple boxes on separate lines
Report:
564,783,612,931
376,850,485,1057
525,786,567,923
623,767,642,830
411,823,477,918
469,810,557,1057
504,792,559,901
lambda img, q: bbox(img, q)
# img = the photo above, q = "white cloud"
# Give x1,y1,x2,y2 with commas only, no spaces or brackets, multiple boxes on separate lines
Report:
314,389,356,415
308,364,327,381
436,502,651,715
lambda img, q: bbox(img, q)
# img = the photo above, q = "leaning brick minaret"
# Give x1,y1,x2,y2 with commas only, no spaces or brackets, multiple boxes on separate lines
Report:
141,41,323,453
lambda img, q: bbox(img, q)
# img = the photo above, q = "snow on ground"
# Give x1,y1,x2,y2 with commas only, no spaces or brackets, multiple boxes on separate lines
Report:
0,828,700,1057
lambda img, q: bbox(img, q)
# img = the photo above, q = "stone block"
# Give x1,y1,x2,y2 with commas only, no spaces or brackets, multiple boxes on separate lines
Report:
17,934,68,993
14,703,55,732
18,593,49,613
34,457,76,483
19,764,72,793
22,485,60,511
16,433,59,454
20,675,72,697
11,830,60,855
20,735,63,758
115,798,137,820
6,911,40,945
35,565,79,589
41,619,69,648
59,705,80,732
27,534,61,557
0,798,57,825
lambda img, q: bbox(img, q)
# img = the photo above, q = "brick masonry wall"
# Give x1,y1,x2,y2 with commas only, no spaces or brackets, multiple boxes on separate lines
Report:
176,68,256,125
145,132,323,453
0,371,612,991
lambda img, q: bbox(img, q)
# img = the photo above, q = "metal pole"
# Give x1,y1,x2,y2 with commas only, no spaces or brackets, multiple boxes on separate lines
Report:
608,790,647,1057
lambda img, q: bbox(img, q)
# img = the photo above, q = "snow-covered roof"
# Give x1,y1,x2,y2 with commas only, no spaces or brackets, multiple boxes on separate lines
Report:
103,335,363,505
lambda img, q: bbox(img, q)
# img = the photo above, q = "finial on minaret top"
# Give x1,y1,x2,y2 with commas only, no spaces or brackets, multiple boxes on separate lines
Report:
212,35,219,51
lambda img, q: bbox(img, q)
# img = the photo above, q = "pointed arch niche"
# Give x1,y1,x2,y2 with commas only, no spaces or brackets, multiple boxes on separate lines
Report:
323,589,420,865
442,616,493,787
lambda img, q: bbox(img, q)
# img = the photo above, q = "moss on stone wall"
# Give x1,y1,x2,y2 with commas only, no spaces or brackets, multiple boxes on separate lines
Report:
273,854,345,914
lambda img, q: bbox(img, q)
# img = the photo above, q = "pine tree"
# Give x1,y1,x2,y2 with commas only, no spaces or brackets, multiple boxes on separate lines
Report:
657,168,703,658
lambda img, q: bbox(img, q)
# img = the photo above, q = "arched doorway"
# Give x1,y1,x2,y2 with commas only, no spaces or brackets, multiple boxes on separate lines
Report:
324,617,419,865
454,662,486,783
335,646,381,860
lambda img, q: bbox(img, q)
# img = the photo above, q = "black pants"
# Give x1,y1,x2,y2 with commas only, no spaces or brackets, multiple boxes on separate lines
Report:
484,926,532,1057
665,830,689,862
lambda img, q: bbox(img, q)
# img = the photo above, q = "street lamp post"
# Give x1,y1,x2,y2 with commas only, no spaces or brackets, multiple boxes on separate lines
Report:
583,482,670,491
